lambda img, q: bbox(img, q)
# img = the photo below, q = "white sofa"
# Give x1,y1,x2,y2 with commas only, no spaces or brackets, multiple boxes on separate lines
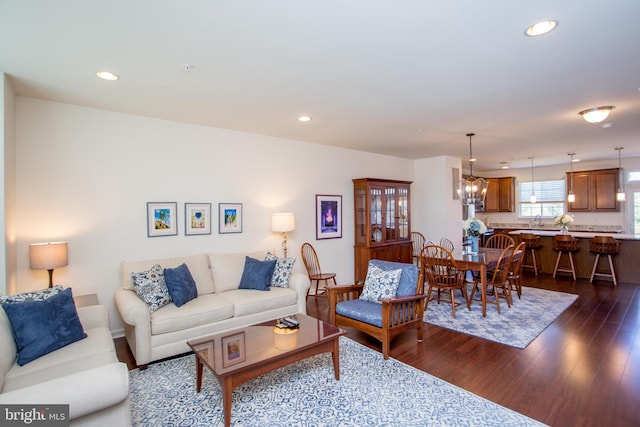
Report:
0,304,131,426
114,250,310,367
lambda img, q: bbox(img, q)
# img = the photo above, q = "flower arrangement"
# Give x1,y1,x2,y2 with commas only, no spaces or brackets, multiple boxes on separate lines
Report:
462,217,487,237
554,214,575,226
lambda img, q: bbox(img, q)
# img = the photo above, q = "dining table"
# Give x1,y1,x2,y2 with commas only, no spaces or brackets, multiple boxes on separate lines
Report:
450,247,509,317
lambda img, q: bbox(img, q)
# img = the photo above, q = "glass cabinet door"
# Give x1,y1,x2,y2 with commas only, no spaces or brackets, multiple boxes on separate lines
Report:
370,186,383,243
355,186,367,244
398,185,409,239
385,187,397,241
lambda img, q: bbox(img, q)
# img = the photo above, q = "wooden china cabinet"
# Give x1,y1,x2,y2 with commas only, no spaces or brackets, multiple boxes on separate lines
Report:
353,178,412,283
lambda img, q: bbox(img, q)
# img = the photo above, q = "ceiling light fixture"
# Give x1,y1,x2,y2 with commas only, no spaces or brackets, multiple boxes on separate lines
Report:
529,157,536,204
96,71,119,81
298,115,311,122
567,153,576,203
525,20,557,37
615,147,626,202
456,133,488,217
579,106,615,124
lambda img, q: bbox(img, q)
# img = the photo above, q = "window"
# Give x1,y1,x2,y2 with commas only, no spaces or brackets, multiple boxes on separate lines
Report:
518,179,565,218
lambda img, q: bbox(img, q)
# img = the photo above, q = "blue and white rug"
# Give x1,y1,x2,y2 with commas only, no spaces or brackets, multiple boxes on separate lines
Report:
130,337,546,426
425,286,578,348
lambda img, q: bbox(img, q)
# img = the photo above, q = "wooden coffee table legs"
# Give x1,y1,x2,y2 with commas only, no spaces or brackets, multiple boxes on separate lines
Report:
194,338,342,427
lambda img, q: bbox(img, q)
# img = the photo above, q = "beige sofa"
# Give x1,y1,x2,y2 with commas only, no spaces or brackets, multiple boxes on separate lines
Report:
0,304,131,426
114,250,310,367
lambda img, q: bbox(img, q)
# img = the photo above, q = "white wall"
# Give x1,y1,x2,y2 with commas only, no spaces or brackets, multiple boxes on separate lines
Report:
14,97,415,334
2,74,17,296
413,156,463,244
476,159,640,231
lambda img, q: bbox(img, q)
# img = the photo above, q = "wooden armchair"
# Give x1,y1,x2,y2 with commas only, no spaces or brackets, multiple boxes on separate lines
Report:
327,260,425,359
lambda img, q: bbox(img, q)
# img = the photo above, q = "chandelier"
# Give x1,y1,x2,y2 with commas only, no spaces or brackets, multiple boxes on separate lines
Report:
457,133,488,208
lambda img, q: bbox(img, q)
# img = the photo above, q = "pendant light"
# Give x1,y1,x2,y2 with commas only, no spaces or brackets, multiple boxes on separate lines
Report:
567,153,576,203
529,157,536,204
457,133,489,213
615,147,626,202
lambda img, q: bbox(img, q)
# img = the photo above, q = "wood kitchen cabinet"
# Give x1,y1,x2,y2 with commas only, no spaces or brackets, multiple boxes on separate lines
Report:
353,178,412,283
483,177,515,212
567,168,620,212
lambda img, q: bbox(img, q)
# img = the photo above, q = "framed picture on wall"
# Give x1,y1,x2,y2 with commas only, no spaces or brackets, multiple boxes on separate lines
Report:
219,203,243,234
185,203,211,235
147,202,178,237
316,194,342,240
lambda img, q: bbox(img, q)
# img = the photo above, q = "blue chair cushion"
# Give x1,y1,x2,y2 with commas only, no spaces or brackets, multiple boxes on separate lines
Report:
336,299,383,327
368,260,419,297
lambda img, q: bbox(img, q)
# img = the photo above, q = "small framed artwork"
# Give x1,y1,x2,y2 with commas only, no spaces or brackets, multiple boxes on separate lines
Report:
147,202,178,237
221,331,246,367
316,194,342,240
185,203,211,235
219,203,243,234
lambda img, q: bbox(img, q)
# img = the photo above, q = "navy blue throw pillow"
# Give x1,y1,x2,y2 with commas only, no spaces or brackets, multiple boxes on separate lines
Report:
238,256,276,291
2,287,87,366
164,263,198,307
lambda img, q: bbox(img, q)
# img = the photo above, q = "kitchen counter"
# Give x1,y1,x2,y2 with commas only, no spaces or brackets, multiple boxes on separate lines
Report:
508,229,640,241
506,230,639,284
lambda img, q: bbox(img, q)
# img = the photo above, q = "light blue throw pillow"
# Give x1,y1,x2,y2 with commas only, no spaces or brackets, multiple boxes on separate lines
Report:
265,251,296,288
359,264,402,304
131,264,172,312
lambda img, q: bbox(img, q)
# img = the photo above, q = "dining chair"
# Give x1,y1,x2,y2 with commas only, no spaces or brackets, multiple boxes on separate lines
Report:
422,244,470,319
470,244,515,314
484,233,515,249
301,242,337,300
439,237,455,252
411,231,426,266
507,242,526,300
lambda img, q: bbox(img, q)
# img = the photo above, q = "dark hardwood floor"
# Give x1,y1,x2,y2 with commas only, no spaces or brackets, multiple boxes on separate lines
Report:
115,273,640,426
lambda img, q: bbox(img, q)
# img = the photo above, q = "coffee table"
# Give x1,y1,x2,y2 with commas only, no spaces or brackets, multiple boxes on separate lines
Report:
187,313,345,427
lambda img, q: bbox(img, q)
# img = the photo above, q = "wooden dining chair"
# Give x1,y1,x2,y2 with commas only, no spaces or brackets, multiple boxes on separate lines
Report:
439,237,455,252
411,231,426,266
422,244,470,318
301,242,337,299
507,242,526,300
484,233,515,249
470,244,515,314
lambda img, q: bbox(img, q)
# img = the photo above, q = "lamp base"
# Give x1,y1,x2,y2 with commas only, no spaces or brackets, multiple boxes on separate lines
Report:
47,269,54,288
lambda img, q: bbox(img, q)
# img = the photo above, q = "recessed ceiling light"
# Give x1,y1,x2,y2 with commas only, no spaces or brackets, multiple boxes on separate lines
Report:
96,71,119,81
525,20,557,37
298,115,312,122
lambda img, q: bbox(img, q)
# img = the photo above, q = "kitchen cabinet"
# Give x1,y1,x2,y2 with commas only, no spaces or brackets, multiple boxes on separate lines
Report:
353,178,412,283
483,177,515,212
567,168,619,212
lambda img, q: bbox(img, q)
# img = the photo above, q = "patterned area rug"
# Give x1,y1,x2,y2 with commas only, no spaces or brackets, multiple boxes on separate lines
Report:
425,286,578,348
130,337,546,426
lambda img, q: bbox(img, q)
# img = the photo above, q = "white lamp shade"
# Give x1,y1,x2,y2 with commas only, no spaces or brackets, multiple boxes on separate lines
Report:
29,242,68,270
271,213,296,232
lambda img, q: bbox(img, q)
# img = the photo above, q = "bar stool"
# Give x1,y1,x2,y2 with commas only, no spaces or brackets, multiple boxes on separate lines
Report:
589,236,620,286
519,233,542,275
553,234,579,280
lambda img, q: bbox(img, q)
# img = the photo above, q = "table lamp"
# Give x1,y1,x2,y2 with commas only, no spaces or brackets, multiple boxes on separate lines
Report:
29,242,68,288
271,213,295,258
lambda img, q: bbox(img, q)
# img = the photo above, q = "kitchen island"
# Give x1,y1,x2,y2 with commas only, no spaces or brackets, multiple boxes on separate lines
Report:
508,229,639,285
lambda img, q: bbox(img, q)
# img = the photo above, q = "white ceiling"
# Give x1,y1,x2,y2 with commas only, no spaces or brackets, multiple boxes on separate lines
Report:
1,0,639,171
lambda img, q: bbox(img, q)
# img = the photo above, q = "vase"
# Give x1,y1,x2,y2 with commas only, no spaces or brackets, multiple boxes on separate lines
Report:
560,224,569,234
470,236,479,254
